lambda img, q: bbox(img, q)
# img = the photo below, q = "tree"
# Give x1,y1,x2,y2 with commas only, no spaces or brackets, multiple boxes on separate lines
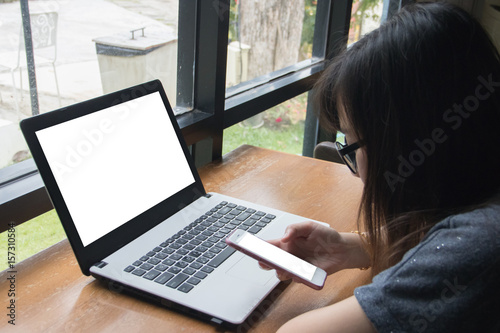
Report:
238,0,305,80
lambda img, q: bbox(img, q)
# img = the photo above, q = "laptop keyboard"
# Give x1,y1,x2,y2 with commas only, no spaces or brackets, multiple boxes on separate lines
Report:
123,201,276,293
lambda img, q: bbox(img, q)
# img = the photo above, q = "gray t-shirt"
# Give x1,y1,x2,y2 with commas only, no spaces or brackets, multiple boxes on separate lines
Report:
355,200,500,332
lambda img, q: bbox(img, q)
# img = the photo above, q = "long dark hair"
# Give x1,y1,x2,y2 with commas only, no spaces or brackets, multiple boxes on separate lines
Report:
315,2,500,274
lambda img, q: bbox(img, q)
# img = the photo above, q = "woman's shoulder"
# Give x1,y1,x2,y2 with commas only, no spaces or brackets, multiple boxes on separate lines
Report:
355,197,500,332
422,196,500,253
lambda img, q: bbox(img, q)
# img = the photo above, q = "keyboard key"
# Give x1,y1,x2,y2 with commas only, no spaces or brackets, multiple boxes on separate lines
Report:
166,273,189,289
183,255,195,263
243,219,257,226
187,277,201,285
207,247,236,268
265,214,276,219
196,257,209,264
177,283,194,293
202,252,215,259
219,207,232,215
162,258,175,266
182,234,195,241
170,253,182,261
202,241,215,248
215,242,227,249
155,252,168,260
132,260,142,266
196,235,208,241
132,268,147,276
168,266,182,274
155,272,175,285
188,229,200,236
194,271,207,279
161,248,174,254
209,247,222,254
190,239,202,246
201,266,214,274
248,226,262,234
143,270,161,280
189,250,202,257
147,258,161,265
236,212,252,221
175,261,188,268
156,264,169,272
182,267,196,275
124,265,135,272
195,246,209,253
189,262,203,269
140,263,154,270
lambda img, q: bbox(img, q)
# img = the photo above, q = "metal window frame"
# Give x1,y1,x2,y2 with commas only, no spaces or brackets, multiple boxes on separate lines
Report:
0,0,353,232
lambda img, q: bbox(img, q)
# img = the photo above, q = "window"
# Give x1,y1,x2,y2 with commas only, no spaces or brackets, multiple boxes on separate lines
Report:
223,1,318,155
0,0,354,247
348,0,385,44
226,0,318,88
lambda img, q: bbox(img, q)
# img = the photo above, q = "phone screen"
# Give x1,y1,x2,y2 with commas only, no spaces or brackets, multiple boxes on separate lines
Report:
237,232,316,281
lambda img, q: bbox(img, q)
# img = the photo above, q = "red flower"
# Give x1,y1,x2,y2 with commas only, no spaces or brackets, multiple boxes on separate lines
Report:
275,117,283,123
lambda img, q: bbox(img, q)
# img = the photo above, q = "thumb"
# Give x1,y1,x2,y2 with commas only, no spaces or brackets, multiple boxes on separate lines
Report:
281,221,316,243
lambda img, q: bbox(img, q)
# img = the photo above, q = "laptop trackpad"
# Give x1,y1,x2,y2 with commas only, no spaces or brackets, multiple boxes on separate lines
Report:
226,256,276,286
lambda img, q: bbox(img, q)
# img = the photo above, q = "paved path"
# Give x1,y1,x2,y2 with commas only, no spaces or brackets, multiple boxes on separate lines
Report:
0,0,178,119
0,0,178,167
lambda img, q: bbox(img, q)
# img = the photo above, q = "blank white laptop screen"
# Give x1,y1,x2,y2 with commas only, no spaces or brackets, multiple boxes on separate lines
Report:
35,92,195,247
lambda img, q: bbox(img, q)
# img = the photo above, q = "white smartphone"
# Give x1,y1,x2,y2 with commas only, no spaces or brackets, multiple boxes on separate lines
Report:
225,229,327,290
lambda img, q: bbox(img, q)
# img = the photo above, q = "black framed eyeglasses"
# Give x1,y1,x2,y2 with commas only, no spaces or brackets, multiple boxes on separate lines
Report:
335,137,363,174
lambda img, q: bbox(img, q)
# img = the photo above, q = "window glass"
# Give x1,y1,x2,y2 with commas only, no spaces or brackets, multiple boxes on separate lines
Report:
223,92,309,155
0,0,183,171
226,0,317,88
348,0,385,44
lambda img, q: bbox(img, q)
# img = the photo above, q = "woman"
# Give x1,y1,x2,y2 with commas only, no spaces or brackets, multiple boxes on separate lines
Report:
269,2,500,332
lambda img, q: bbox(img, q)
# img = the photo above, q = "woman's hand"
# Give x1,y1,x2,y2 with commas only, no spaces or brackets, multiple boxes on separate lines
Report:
261,221,371,281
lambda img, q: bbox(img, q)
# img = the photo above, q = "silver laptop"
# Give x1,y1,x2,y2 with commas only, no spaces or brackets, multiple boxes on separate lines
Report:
20,80,319,326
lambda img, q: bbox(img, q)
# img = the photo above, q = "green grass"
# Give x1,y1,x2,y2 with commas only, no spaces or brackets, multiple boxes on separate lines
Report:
223,93,308,155
223,120,305,155
0,210,66,272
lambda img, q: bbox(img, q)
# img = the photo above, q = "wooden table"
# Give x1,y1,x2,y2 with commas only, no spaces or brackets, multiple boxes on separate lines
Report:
0,145,370,332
